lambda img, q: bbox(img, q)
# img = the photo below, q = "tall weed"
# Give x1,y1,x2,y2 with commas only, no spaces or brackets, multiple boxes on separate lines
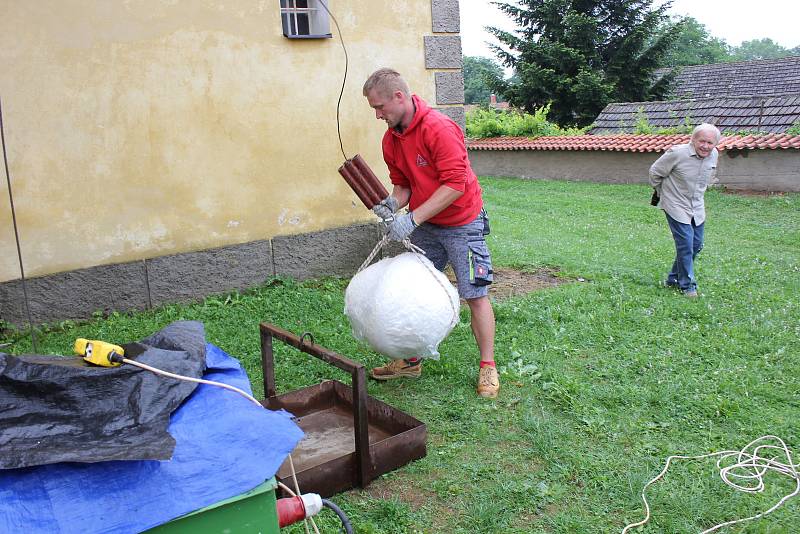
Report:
466,105,586,138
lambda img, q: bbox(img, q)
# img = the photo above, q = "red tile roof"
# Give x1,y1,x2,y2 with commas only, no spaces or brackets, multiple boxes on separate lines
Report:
466,134,800,152
722,134,800,150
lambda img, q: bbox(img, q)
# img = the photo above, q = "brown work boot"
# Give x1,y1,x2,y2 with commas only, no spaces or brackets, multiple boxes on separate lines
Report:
477,366,500,398
371,359,422,381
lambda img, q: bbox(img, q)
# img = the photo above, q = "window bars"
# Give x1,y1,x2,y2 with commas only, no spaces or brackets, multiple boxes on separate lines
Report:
280,0,332,39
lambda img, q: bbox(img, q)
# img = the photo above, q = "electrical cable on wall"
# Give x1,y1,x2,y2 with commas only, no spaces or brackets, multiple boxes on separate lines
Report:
317,0,349,161
1,4,348,354
0,96,38,353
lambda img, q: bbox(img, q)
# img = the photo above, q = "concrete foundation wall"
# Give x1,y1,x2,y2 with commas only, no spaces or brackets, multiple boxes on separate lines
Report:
1,222,386,326
468,149,800,191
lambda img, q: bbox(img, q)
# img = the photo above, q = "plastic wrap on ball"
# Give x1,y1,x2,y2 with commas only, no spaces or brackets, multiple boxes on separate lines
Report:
344,252,459,360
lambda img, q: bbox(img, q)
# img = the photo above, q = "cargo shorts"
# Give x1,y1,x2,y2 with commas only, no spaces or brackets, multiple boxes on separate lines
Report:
410,208,493,300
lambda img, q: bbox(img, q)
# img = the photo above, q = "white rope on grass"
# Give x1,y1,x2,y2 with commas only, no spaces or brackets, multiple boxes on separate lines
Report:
622,435,800,533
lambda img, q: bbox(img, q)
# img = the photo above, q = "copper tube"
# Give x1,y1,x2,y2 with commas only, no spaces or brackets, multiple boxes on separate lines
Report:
344,157,381,206
351,154,388,203
338,161,374,208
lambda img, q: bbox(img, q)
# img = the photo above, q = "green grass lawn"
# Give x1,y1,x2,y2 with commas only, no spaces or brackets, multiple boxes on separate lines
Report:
3,178,799,533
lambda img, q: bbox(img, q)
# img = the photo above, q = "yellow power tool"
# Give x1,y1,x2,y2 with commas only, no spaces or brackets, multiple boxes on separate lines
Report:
74,338,125,367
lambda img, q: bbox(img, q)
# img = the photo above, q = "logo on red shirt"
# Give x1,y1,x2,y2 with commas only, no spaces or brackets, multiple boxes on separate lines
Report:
416,154,429,167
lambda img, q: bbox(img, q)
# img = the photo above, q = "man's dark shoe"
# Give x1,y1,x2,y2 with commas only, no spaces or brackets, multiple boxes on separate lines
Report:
371,359,422,380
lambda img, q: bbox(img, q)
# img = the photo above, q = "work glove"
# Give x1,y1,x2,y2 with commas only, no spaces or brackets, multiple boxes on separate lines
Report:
372,195,398,220
387,212,417,242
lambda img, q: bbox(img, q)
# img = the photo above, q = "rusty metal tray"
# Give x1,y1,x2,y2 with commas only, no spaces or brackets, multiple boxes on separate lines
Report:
259,323,427,498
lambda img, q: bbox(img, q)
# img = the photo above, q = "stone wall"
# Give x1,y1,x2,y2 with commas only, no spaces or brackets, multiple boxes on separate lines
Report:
428,0,466,130
468,148,800,191
1,222,387,326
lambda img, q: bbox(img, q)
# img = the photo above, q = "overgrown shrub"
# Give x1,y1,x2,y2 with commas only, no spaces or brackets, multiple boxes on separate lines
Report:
632,107,694,135
465,105,586,139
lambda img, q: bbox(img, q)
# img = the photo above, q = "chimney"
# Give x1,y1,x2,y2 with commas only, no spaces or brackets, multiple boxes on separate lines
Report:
490,93,497,105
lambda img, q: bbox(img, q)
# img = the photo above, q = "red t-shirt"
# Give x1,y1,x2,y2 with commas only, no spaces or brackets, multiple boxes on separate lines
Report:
381,95,483,226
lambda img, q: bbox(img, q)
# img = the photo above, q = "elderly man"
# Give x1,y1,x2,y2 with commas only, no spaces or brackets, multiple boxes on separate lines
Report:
649,123,721,297
363,67,499,399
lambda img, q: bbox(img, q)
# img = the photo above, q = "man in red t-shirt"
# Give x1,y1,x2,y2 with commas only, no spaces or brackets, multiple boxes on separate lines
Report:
362,68,499,399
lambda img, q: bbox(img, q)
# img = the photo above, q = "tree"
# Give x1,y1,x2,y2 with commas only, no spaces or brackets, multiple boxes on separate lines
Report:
486,0,683,126
730,38,799,61
463,56,505,104
660,16,730,66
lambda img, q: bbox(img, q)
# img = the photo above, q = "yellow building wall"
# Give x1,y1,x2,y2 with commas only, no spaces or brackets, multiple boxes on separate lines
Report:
0,0,435,282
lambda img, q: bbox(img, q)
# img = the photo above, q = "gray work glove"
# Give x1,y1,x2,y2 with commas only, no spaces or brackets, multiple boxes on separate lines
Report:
372,195,398,220
387,212,417,242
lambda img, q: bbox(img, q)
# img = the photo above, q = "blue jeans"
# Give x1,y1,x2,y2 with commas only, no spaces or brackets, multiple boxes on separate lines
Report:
665,212,704,292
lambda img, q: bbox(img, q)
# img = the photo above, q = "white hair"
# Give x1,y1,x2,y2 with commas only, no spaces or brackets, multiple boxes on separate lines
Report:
692,123,721,142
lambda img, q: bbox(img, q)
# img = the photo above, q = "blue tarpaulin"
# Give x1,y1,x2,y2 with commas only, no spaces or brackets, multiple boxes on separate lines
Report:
0,343,304,533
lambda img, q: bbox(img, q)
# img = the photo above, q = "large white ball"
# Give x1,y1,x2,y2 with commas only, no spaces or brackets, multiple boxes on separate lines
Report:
344,252,460,360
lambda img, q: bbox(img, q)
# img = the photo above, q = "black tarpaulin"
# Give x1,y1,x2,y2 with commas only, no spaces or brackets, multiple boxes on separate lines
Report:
0,320,207,469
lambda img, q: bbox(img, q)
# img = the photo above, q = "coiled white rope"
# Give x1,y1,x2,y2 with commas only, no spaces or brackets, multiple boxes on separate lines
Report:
622,435,799,533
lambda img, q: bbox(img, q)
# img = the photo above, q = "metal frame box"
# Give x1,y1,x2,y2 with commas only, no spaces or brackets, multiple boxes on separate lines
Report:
260,323,427,498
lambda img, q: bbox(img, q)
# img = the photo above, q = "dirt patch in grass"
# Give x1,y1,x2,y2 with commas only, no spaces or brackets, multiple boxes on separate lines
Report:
446,266,568,301
490,267,567,300
361,473,431,509
361,471,453,519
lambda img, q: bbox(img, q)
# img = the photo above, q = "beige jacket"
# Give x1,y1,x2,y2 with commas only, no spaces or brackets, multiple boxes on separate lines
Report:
649,142,718,225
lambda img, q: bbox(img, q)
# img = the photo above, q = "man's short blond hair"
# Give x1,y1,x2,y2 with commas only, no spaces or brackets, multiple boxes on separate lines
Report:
363,68,411,98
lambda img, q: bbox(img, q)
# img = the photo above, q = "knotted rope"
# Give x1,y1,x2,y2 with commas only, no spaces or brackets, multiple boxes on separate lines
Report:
356,230,460,330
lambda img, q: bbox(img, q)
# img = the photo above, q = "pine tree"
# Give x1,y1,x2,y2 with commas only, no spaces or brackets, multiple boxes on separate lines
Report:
487,0,683,126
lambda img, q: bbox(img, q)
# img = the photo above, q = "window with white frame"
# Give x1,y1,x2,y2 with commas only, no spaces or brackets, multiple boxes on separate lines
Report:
280,0,332,39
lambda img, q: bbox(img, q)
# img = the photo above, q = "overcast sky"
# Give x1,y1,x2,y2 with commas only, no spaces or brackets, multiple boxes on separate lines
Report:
460,0,800,60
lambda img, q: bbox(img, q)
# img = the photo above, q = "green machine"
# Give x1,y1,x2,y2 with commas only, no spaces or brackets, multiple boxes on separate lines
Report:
146,478,279,533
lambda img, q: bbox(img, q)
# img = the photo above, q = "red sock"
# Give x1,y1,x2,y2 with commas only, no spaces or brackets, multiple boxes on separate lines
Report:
479,360,496,368
406,357,420,364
